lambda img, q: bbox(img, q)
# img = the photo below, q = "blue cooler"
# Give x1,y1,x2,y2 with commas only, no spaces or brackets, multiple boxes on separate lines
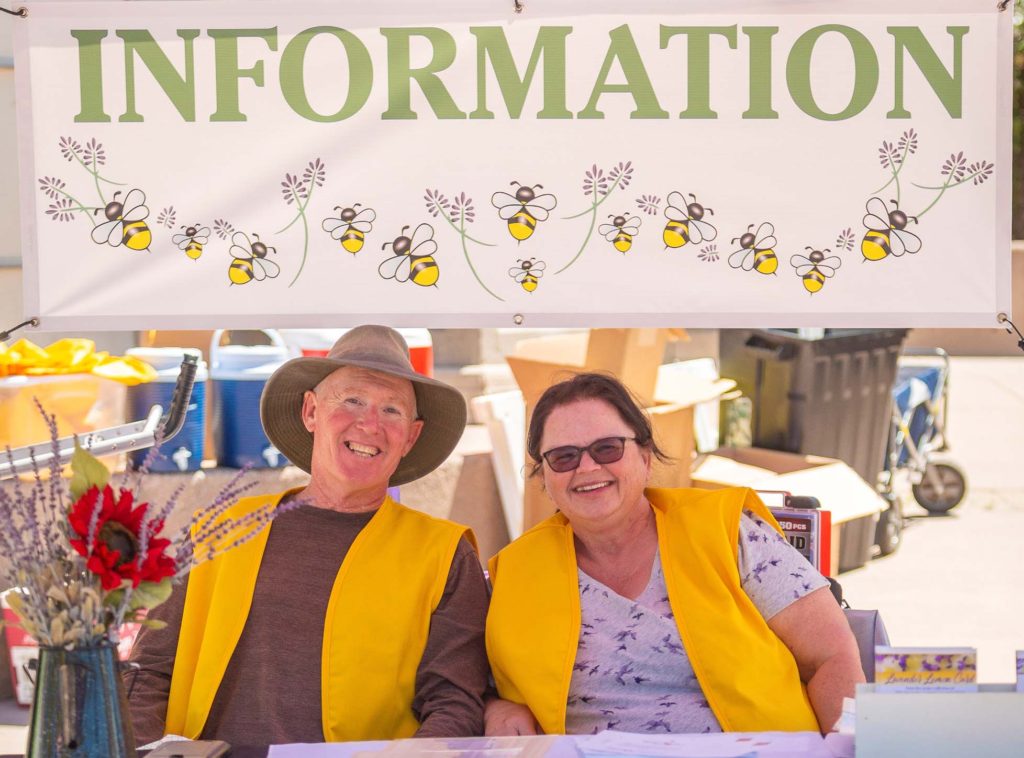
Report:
125,348,208,472
210,330,290,469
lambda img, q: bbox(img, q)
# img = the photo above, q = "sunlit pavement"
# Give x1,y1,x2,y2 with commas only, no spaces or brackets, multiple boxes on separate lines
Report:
840,356,1024,683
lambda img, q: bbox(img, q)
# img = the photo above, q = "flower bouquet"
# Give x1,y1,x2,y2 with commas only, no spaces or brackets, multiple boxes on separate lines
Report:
0,406,290,757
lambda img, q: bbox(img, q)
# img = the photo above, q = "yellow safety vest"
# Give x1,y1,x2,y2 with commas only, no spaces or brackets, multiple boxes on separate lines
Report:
486,486,820,734
165,491,474,741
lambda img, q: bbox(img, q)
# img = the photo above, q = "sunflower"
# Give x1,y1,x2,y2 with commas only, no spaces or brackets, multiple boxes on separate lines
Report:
68,485,176,591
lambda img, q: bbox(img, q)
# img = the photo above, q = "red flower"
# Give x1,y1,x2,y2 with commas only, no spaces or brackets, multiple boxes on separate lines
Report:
68,485,177,591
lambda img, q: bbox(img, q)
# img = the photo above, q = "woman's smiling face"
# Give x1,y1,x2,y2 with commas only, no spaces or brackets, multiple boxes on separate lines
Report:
538,398,652,528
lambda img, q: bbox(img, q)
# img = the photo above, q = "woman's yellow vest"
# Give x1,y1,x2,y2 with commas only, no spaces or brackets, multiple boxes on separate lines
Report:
486,486,820,734
165,491,474,741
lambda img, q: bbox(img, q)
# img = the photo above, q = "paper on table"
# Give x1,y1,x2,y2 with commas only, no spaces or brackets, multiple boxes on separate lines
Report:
576,730,830,758
269,741,390,758
269,735,580,758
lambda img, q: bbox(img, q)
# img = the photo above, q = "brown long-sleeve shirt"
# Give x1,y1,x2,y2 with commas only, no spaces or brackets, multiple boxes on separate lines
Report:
126,504,490,746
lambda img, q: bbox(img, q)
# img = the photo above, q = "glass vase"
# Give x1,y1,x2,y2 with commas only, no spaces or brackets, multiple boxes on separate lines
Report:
26,642,136,758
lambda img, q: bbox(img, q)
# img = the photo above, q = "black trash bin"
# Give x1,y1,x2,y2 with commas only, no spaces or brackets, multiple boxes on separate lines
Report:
719,329,908,571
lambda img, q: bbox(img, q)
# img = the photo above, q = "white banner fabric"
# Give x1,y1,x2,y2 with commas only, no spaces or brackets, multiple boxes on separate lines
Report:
13,0,1014,329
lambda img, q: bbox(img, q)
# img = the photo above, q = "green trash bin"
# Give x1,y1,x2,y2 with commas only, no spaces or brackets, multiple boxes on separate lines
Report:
719,329,908,571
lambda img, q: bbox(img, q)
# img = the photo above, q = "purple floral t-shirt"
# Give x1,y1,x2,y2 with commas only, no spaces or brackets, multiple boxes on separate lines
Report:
564,509,828,735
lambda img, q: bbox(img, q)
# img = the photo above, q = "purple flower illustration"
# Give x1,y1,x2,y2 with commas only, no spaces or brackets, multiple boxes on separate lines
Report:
583,165,608,198
45,198,77,223
213,218,235,240
636,194,661,215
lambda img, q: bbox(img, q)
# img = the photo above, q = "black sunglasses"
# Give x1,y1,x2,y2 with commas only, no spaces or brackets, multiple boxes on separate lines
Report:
540,436,637,473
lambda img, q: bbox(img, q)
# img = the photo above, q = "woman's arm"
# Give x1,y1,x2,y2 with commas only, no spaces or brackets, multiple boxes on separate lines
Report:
766,586,865,733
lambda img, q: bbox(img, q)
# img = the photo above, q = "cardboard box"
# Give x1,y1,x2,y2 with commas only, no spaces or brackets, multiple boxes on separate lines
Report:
692,446,885,573
506,328,738,530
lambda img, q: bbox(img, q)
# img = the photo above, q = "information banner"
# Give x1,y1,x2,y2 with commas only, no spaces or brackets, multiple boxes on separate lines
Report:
12,0,1013,329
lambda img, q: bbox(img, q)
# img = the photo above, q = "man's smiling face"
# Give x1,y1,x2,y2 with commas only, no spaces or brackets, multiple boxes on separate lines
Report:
301,366,423,504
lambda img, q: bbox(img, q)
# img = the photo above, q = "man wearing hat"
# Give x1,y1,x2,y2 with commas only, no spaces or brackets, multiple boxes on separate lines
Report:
128,326,489,745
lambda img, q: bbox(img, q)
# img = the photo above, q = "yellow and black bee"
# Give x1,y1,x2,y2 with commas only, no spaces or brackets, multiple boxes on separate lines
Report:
598,214,641,253
729,222,778,275
491,182,558,243
378,223,439,287
227,231,281,285
172,223,210,261
790,247,841,294
322,204,376,254
663,191,717,249
91,189,152,252
861,197,922,261
509,257,546,293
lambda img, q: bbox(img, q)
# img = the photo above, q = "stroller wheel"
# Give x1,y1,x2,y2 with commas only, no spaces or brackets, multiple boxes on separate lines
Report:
912,462,967,514
874,495,902,556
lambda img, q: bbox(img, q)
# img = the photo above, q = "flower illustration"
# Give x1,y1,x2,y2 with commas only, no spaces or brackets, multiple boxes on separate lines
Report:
277,158,328,286
559,159,637,274
425,188,501,301
213,218,235,240
157,206,177,229
698,244,719,263
636,194,662,216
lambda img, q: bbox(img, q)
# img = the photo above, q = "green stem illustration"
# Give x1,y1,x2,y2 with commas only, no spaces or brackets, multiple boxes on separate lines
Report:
561,175,623,220
555,197,599,275
51,186,97,225
458,214,503,302
440,211,494,247
287,212,310,287
911,169,987,219
278,186,316,288
555,173,627,275
66,150,124,203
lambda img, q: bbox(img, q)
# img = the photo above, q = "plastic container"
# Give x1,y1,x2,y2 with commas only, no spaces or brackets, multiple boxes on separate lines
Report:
125,348,207,472
0,374,125,453
210,330,290,469
278,328,434,377
719,329,907,572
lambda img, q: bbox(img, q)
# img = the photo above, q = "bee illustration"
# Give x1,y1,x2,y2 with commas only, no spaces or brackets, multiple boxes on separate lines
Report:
378,223,439,287
508,258,546,293
491,181,558,243
227,231,280,285
598,214,640,253
172,223,210,261
729,222,778,275
91,189,152,252
663,191,717,249
322,204,376,254
861,197,922,261
790,247,842,294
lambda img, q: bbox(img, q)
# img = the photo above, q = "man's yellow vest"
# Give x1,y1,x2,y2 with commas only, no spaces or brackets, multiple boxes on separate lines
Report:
165,491,474,741
486,487,820,734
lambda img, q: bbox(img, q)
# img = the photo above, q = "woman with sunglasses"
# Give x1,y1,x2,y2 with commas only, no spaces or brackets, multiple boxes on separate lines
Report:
485,373,863,737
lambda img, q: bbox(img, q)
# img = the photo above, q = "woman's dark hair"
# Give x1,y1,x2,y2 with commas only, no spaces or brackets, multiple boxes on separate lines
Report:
526,372,672,477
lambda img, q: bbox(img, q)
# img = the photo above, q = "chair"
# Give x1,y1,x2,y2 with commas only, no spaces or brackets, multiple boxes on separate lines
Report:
843,608,890,682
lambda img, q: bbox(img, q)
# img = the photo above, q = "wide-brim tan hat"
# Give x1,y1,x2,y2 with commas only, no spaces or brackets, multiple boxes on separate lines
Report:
260,325,467,486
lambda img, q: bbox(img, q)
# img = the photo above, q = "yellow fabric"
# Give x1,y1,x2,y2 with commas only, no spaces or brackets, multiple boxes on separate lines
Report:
166,490,475,741
0,338,156,385
486,486,820,734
